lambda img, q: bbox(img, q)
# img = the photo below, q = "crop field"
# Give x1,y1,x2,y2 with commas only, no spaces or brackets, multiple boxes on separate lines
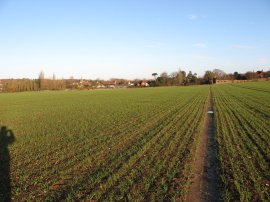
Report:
0,86,209,201
1,82,270,201
212,82,270,201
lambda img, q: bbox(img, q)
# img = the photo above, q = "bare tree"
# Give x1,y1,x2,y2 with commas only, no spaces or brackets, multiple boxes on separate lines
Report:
38,71,45,89
213,69,226,79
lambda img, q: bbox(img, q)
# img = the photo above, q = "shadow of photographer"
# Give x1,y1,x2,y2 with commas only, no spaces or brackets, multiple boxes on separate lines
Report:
0,126,15,202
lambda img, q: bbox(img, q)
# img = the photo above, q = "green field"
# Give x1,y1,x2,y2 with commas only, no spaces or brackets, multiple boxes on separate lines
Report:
1,87,209,201
212,82,270,201
0,82,270,201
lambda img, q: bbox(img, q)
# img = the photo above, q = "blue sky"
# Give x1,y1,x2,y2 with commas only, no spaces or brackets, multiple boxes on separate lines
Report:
0,0,270,79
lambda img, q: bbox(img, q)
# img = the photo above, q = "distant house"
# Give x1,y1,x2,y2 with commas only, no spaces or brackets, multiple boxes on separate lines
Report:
96,81,105,88
135,80,150,87
141,81,150,87
114,80,130,88
78,80,92,88
256,70,264,78
128,81,134,87
102,80,116,88
69,79,92,89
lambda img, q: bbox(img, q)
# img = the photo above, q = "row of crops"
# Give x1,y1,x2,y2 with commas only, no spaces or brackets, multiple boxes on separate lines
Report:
0,86,209,201
212,82,270,201
1,82,269,201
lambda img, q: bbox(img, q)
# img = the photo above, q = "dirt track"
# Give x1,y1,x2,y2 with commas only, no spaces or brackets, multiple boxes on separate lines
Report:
186,89,221,202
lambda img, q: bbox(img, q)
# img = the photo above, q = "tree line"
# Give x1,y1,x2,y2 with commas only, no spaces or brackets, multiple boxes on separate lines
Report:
0,69,269,92
152,69,270,86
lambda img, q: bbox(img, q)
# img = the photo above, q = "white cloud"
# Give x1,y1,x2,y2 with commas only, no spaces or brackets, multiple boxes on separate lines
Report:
192,43,206,48
232,45,255,49
187,14,198,20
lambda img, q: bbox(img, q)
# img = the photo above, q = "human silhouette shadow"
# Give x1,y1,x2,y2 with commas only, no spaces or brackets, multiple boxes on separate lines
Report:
0,126,15,202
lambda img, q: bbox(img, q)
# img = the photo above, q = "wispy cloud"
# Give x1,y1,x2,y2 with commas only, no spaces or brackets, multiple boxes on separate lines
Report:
232,44,255,49
187,14,198,20
192,43,206,48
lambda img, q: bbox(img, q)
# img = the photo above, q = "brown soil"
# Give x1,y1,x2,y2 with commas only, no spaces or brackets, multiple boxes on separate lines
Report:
186,89,221,202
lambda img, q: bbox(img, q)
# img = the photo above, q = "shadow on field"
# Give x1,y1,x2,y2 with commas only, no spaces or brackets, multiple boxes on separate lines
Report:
0,126,15,202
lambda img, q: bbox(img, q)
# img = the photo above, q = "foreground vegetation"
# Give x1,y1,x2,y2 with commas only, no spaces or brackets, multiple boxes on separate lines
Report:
0,86,208,201
1,82,269,201
212,82,270,201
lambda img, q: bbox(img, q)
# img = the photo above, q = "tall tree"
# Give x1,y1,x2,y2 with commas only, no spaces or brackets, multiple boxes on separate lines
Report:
204,70,214,84
177,69,185,85
152,73,158,80
38,71,45,89
157,72,169,85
